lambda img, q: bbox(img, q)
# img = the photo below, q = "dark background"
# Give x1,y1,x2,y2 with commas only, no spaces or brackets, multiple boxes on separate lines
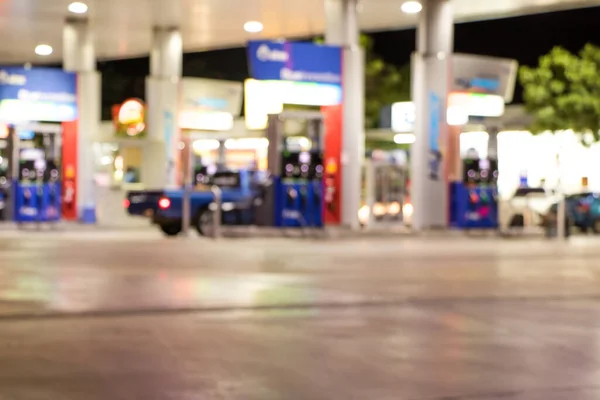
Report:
96,6,600,120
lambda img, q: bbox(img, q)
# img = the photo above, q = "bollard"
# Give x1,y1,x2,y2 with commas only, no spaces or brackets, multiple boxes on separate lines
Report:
556,195,567,240
182,184,192,237
211,185,222,239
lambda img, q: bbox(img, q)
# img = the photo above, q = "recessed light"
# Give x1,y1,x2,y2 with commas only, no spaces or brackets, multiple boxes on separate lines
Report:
68,2,88,14
244,21,263,33
35,44,53,56
401,1,422,14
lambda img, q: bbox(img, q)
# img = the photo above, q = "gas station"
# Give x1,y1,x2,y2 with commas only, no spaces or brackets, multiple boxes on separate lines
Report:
2,0,599,231
3,3,600,394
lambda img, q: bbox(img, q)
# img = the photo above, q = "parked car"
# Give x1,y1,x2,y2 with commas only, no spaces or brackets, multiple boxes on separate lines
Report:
499,187,559,230
544,192,600,235
126,169,262,236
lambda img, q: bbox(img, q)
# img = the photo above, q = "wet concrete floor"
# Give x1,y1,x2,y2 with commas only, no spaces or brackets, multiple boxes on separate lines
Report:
0,230,599,399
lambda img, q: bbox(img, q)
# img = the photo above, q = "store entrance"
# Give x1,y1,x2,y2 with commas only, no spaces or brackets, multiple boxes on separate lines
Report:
360,159,409,228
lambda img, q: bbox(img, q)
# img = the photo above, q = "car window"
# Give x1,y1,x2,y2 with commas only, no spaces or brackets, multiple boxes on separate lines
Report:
513,188,546,197
566,192,593,201
210,172,241,188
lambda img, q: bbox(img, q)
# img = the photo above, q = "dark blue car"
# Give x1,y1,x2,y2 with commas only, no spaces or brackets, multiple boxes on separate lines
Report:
546,192,600,234
126,169,266,236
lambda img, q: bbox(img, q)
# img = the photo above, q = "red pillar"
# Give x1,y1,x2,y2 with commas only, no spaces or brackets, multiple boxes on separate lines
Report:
321,104,343,225
61,120,78,220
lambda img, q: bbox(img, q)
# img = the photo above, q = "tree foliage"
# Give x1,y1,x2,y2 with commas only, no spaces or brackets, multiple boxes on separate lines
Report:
317,35,411,129
520,44,600,142
362,35,411,129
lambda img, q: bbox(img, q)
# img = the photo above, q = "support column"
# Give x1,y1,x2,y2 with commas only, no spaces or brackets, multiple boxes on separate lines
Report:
325,0,365,230
145,27,182,189
217,140,227,167
411,0,454,231
63,17,99,223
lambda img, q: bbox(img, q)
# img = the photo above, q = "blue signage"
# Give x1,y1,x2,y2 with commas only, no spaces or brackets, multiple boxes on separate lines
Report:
455,77,500,93
429,92,442,180
0,67,77,122
247,40,342,85
429,93,441,153
188,98,229,110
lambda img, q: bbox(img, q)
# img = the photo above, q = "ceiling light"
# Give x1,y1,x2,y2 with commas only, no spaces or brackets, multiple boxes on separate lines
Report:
401,1,422,14
68,2,88,14
35,45,53,56
244,21,264,33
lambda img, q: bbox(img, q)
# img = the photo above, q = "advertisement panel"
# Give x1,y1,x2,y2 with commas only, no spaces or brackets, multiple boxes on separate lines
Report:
452,53,518,102
180,78,243,116
112,98,146,138
179,78,242,131
244,79,342,130
247,40,342,85
0,67,77,122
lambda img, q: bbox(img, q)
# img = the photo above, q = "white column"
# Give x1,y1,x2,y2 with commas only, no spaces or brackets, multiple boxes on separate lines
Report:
63,17,99,223
145,27,182,189
411,0,454,231
325,0,364,230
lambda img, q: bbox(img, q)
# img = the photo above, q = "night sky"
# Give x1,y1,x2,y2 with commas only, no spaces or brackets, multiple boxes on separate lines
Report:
98,6,600,119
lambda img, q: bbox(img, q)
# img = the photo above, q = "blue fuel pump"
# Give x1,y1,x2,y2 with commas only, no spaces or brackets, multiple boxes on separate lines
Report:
12,128,61,224
449,157,499,229
258,111,325,228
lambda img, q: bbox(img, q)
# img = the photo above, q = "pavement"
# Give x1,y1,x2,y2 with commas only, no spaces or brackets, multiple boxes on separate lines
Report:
1,230,600,399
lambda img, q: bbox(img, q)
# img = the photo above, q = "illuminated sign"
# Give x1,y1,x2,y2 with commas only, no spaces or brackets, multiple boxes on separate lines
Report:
448,93,505,117
179,110,234,131
18,130,35,140
455,77,500,93
0,70,27,86
452,53,518,102
247,40,342,85
0,124,8,139
245,79,342,130
0,67,77,123
112,99,146,138
391,102,415,133
179,78,242,131
0,100,76,122
390,99,470,132
180,78,242,115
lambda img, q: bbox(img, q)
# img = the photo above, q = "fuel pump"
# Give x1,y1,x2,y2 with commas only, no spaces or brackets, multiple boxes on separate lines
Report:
0,148,8,221
255,110,325,228
11,125,62,223
450,157,499,229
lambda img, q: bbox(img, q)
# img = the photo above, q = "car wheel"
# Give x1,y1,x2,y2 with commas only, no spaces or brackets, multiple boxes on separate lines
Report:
592,218,600,234
160,223,181,237
509,214,524,228
195,208,214,237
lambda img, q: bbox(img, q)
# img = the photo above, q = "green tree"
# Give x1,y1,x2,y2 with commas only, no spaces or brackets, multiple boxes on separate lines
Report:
316,35,411,129
520,44,600,142
362,35,411,129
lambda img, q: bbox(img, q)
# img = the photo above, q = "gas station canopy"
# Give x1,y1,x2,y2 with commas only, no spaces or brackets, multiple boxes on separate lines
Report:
2,0,599,63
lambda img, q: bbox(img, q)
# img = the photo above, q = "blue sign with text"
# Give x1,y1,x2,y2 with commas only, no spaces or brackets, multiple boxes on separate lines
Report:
429,92,442,180
455,77,500,93
0,67,76,101
0,67,77,121
247,40,342,85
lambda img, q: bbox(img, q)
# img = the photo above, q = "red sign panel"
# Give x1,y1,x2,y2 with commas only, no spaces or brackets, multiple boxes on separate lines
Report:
321,104,342,225
61,120,78,220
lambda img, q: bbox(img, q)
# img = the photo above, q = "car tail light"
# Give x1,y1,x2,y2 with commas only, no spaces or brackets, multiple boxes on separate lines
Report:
123,199,130,209
158,197,171,210
577,203,590,212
